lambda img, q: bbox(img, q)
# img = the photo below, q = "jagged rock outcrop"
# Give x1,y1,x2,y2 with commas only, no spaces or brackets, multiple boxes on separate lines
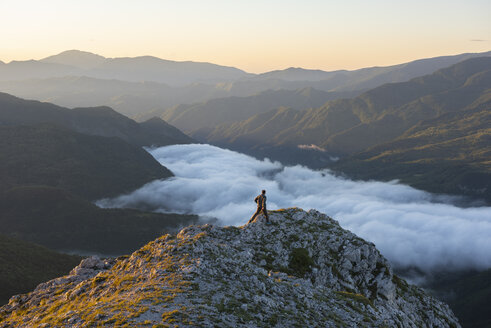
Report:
0,208,460,327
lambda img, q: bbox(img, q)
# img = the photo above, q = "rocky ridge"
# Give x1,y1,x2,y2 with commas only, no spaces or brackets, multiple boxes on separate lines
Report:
0,208,460,327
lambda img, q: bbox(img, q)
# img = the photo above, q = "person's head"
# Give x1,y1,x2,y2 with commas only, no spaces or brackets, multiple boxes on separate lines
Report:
262,190,266,194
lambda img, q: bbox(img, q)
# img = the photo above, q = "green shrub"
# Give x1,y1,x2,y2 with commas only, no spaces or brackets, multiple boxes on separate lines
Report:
288,248,314,277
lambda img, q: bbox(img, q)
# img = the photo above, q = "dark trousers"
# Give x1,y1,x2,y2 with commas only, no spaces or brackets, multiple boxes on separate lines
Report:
248,207,269,223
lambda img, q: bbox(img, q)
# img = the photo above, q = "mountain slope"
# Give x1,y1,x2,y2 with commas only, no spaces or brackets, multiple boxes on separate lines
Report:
0,124,172,200
424,269,491,328
321,60,491,154
0,234,81,306
159,87,353,133
0,208,460,327
0,185,199,254
331,102,491,201
138,117,195,144
0,92,193,147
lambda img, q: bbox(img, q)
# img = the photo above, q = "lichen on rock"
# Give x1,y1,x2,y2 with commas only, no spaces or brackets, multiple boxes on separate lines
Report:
0,208,460,327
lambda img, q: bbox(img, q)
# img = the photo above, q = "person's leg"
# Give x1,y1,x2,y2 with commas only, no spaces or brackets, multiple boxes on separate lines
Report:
248,208,261,223
263,209,269,222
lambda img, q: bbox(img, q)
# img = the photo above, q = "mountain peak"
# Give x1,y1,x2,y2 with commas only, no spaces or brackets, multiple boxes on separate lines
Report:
285,66,324,73
0,208,459,327
256,67,336,82
41,50,106,69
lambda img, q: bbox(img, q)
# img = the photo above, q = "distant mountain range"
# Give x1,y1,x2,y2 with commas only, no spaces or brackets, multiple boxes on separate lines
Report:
0,50,489,119
198,58,491,202
201,58,490,152
0,75,363,119
254,52,491,91
0,50,249,86
3,49,489,88
3,51,484,200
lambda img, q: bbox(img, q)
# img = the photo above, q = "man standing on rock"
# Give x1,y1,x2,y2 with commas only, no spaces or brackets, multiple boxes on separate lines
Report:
248,190,269,224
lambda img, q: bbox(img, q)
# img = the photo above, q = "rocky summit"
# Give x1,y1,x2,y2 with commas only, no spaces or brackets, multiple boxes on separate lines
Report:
0,208,460,327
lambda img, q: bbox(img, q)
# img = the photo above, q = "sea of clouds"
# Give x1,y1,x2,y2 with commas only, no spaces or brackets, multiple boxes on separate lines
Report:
97,144,491,272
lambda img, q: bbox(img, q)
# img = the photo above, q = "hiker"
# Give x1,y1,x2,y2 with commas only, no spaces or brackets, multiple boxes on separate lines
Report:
248,190,269,224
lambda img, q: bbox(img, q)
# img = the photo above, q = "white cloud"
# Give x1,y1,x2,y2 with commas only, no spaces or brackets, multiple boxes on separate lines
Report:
97,144,491,272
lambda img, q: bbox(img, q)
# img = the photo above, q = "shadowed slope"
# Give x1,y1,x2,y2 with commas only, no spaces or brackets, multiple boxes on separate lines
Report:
0,92,192,147
0,186,199,254
0,234,82,306
0,124,172,200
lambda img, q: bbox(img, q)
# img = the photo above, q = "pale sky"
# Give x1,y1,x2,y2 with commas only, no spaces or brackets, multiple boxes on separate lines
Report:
1,0,489,73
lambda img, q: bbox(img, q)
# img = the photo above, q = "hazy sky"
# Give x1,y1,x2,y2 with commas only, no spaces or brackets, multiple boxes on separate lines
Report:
1,0,490,73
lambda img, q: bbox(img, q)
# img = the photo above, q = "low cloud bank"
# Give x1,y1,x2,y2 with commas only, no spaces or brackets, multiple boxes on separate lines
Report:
97,144,491,272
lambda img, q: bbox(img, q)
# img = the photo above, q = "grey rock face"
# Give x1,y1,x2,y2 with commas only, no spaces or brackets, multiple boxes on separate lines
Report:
0,208,460,327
